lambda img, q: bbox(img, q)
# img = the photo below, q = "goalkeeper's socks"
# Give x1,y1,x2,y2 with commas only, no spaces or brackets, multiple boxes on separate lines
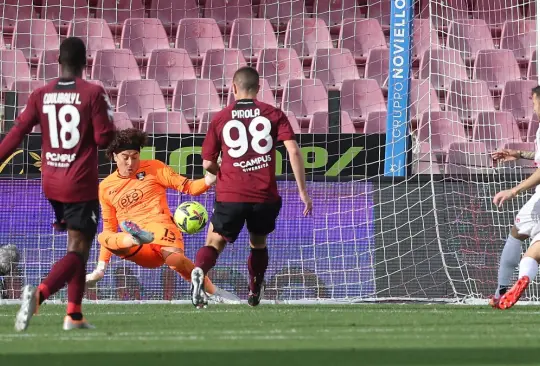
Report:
498,235,522,288
518,256,539,280
195,246,219,274
248,247,268,293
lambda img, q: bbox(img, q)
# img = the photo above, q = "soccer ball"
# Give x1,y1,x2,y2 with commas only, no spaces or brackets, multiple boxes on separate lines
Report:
173,201,209,234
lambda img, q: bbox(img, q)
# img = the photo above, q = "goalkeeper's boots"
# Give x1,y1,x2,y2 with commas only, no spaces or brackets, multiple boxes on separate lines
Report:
120,221,154,245
498,276,530,310
248,279,266,307
63,316,95,331
191,267,208,309
14,285,39,332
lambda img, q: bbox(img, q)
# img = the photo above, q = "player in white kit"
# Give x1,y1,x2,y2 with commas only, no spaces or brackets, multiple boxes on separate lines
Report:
491,85,540,309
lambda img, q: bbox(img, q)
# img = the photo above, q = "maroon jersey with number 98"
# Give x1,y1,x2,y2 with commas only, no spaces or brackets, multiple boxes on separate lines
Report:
202,99,295,203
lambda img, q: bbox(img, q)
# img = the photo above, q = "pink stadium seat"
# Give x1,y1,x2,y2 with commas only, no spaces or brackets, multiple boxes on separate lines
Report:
144,111,192,134
528,50,537,81
0,36,5,50
500,80,537,124
473,0,522,31
68,19,116,59
314,0,362,33
281,79,328,127
112,111,134,130
340,79,386,124
258,0,306,28
10,80,46,117
338,18,387,63
1,0,36,33
146,49,196,92
414,143,442,175
365,48,390,89
0,50,31,90
473,49,521,92
284,111,302,134
226,78,275,107
310,48,359,89
446,20,495,63
499,141,537,174
120,18,170,60
445,142,491,174
40,0,89,32
197,111,219,134
229,19,278,60
12,19,59,61
149,0,200,31
172,79,222,123
308,112,329,133
176,18,225,62
419,49,468,91
362,111,387,134
501,20,536,62
412,19,441,60
116,80,167,124
409,79,441,124
527,113,539,142
445,80,495,125
366,0,391,28
91,49,141,90
95,0,146,34
419,0,470,30
284,18,333,58
200,49,247,90
256,48,304,89
204,0,253,31
418,111,468,154
472,111,522,151
36,49,60,81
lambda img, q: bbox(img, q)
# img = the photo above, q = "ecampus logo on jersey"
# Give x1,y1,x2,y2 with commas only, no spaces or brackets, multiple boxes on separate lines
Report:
233,154,272,172
45,152,77,168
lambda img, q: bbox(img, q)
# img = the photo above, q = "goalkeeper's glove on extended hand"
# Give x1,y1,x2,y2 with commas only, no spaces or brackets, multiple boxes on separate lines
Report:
85,261,107,286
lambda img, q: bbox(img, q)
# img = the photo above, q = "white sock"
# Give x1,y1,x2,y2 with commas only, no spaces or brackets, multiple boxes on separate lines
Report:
518,256,539,280
497,235,523,295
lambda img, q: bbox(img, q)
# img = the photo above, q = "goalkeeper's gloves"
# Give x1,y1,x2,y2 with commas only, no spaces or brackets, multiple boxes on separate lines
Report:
85,261,107,286
204,171,217,186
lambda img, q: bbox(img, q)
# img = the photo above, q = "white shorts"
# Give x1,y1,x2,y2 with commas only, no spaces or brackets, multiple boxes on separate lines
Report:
515,191,540,244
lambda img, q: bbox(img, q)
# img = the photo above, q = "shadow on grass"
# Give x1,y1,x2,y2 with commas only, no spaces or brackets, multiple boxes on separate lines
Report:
1,348,539,366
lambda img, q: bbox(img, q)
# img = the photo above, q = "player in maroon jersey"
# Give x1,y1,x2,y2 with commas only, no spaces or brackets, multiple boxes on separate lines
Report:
191,67,312,308
0,37,115,331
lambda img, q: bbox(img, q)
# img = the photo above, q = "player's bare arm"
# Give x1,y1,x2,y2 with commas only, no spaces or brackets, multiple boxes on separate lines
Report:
492,149,534,162
283,139,312,216
494,167,540,207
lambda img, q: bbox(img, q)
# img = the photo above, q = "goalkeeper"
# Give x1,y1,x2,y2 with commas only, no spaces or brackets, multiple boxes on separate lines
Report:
86,128,239,303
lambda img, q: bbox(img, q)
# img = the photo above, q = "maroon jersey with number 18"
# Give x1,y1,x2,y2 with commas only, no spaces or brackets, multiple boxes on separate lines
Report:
0,77,115,203
202,99,295,203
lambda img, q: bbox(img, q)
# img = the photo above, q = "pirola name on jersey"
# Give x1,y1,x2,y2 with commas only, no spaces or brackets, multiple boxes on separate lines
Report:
231,108,260,119
43,93,82,105
45,152,77,168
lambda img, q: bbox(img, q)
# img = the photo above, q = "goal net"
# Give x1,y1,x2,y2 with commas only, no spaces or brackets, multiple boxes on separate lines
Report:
0,0,538,304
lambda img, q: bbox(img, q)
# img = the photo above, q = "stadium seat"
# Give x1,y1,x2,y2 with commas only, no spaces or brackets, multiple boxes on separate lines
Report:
204,0,253,32
473,0,522,32
258,0,306,29
365,48,390,89
0,36,5,50
418,111,468,154
313,0,362,33
143,111,192,134
446,19,495,63
527,113,539,142
307,112,330,133
172,79,222,124
419,48,468,91
10,80,46,117
528,50,537,81
284,111,302,134
175,18,225,64
444,142,491,174
256,48,304,89
501,20,536,62
414,142,442,175
68,19,116,59
116,79,168,125
310,48,360,89
338,18,387,63
472,111,522,151
36,49,60,81
120,18,170,61
12,19,59,61
91,49,141,91
200,49,247,91
1,0,36,34
362,111,388,134
39,0,89,34
94,0,146,34
149,0,200,32
500,80,538,125
229,18,278,61
86,79,107,89
340,79,386,124
366,0,391,29
112,111,134,130
473,49,521,92
412,19,441,61
0,50,31,90
499,141,537,174
197,111,219,133
226,78,275,106
409,79,441,125
281,79,328,127
284,18,333,59
445,80,495,125
146,49,196,92
418,0,469,30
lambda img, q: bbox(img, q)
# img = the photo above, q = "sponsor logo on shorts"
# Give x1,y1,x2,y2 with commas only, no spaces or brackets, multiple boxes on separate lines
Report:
118,189,144,209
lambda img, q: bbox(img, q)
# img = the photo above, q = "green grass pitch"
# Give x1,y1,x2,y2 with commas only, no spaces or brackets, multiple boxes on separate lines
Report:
1,304,540,365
